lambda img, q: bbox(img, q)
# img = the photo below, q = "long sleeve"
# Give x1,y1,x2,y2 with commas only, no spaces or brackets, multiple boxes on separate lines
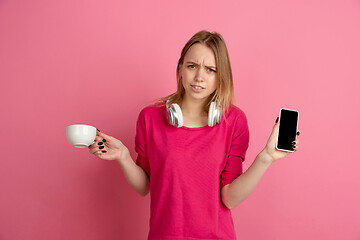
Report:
135,108,151,178
221,112,250,189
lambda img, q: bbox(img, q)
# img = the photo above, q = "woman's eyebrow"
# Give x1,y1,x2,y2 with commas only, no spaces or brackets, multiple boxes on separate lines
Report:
186,61,198,65
186,61,217,69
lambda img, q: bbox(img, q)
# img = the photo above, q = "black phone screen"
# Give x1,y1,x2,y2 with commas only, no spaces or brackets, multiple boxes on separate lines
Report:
277,109,299,152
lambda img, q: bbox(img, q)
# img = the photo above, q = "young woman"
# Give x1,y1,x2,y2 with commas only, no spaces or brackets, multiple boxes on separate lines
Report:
88,30,300,240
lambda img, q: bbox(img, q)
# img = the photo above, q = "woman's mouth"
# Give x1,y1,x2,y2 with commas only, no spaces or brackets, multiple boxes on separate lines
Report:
191,85,205,92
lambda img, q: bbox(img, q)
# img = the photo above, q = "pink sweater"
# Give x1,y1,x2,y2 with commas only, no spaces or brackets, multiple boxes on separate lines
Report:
135,103,249,240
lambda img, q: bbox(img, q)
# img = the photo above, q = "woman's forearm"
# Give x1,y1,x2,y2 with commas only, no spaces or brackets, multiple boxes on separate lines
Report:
116,153,150,197
221,151,273,209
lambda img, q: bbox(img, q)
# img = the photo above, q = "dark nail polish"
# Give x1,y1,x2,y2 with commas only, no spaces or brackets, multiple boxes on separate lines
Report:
103,139,106,142
99,146,104,149
275,117,279,123
101,150,107,153
292,142,295,145
98,142,103,145
297,131,300,136
97,129,100,132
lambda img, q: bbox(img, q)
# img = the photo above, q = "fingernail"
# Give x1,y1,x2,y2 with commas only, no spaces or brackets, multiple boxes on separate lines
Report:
292,142,295,145
98,142,103,145
103,139,106,142
99,146,104,149
275,117,279,123
297,131,300,136
101,150,107,153
97,129,101,132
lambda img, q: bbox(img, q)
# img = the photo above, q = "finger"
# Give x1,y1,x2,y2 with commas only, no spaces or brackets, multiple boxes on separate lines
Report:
97,131,122,146
271,118,280,135
90,136,103,147
95,141,107,149
274,117,280,126
88,141,97,149
94,136,102,142
274,116,280,129
96,149,107,155
93,150,103,157
291,141,299,150
98,144,106,151
89,143,103,154
297,130,301,136
96,141,106,149
91,146,107,155
96,132,113,145
89,146,97,154
96,131,111,140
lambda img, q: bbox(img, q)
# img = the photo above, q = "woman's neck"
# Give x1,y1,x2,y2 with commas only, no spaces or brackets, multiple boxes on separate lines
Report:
180,97,207,119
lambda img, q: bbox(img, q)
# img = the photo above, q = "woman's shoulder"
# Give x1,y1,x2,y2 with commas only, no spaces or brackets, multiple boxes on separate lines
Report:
224,104,249,132
226,104,247,120
138,102,166,118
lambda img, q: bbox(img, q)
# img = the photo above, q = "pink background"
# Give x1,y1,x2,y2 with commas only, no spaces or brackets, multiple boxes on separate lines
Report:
1,0,359,239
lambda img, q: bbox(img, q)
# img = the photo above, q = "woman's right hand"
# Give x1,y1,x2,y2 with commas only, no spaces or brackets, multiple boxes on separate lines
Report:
88,131,129,161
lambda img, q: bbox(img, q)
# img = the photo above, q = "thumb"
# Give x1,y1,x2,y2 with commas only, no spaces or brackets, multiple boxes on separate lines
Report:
271,117,280,135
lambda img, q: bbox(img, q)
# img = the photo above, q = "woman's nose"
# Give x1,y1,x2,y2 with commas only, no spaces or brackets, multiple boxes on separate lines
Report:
195,68,205,81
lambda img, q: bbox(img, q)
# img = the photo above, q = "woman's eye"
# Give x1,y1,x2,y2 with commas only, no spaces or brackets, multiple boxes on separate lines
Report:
187,65,195,69
208,68,216,73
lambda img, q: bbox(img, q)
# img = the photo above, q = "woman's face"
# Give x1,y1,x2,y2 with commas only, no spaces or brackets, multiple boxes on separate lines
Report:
180,43,218,103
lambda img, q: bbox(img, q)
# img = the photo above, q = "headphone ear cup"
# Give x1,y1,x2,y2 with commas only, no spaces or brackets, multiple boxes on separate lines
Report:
208,102,215,127
208,102,222,127
172,103,183,127
167,103,183,128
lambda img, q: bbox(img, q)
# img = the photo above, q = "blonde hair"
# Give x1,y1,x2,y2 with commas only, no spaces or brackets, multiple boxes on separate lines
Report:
154,30,236,116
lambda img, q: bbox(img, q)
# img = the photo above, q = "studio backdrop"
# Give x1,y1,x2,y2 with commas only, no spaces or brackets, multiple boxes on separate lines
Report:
0,0,359,239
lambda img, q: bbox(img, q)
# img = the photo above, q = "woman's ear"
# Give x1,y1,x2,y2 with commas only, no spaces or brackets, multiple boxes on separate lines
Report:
179,63,183,79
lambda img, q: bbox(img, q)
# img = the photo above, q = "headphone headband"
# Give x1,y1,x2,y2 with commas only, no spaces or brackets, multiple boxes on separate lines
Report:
166,100,221,128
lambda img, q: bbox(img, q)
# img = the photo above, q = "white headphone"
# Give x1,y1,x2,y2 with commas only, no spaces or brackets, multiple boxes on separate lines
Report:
166,100,222,128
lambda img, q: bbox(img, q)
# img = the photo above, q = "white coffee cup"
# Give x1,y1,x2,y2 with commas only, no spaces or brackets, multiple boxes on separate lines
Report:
66,124,97,148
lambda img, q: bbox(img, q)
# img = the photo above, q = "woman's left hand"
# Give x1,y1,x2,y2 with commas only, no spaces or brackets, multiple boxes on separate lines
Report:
260,117,300,164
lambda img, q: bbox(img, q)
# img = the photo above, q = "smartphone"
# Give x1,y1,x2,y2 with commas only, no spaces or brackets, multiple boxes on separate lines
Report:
276,108,299,152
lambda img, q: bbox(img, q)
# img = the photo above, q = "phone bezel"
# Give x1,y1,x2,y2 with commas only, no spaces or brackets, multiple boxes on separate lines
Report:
276,108,299,152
